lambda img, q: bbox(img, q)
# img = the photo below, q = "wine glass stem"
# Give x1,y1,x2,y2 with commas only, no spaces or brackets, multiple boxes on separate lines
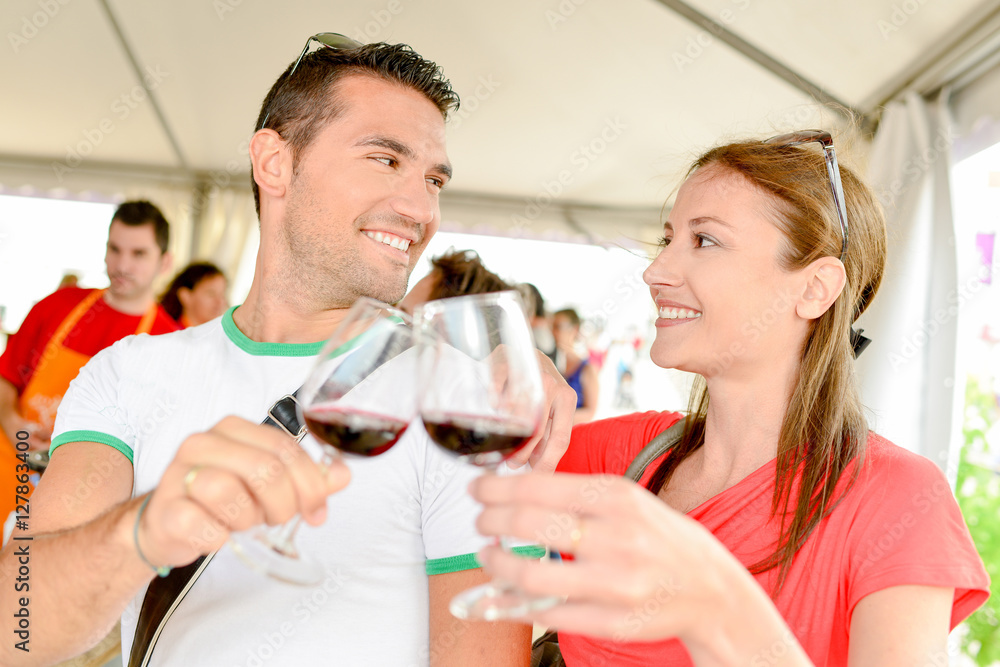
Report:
271,516,304,556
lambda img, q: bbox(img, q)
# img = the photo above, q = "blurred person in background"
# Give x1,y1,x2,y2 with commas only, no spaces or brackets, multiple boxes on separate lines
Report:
521,282,556,362
397,248,510,312
552,308,599,424
56,272,80,290
0,200,178,667
159,261,229,328
0,200,178,457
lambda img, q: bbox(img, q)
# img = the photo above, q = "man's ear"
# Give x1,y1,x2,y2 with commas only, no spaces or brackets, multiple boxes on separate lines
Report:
795,257,847,320
250,129,292,204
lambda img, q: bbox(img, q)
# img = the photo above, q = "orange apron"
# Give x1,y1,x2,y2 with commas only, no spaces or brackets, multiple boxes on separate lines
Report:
1,290,156,517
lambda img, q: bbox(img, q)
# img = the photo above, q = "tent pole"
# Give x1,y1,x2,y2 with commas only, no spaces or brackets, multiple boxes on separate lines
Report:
650,0,871,131
96,0,190,171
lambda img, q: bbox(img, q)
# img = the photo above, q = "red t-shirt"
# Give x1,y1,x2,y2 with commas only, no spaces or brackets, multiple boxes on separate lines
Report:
556,411,990,666
0,287,178,392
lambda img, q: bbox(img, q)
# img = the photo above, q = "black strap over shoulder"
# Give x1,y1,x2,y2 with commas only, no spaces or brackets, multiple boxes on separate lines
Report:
128,393,303,667
622,417,687,483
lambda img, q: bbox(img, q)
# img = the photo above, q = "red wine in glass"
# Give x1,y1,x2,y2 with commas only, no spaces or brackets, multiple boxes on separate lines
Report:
303,405,409,457
422,413,534,464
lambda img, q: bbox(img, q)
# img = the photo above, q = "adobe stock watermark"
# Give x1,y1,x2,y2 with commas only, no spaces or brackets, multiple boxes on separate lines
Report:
238,567,351,667
887,263,988,371
213,0,247,21
545,0,589,31
706,287,798,375
877,125,955,213
877,0,933,40
8,0,72,54
449,74,501,130
673,0,753,73
855,475,952,575
611,577,684,642
50,64,170,182
749,629,799,667
511,117,628,232
533,475,616,546
580,265,648,340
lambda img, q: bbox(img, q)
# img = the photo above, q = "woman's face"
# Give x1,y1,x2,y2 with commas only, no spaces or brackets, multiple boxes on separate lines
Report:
180,274,229,326
552,314,578,349
642,166,810,379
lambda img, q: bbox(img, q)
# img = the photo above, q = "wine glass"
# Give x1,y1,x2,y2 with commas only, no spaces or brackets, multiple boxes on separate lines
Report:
228,298,416,584
414,291,559,620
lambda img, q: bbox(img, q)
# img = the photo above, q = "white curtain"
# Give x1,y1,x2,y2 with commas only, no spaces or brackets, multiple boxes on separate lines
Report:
856,91,962,483
190,186,258,284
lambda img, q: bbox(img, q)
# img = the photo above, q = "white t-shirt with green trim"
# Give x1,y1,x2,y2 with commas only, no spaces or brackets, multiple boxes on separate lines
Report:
51,309,508,666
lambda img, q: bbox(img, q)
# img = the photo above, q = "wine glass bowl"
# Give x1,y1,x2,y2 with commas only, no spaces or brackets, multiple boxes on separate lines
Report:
297,302,417,459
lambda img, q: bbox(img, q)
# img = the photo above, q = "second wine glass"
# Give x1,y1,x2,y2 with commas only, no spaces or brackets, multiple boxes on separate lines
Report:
415,291,559,620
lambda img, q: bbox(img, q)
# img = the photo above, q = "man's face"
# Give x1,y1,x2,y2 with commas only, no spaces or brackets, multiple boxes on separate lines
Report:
104,220,167,300
280,75,451,307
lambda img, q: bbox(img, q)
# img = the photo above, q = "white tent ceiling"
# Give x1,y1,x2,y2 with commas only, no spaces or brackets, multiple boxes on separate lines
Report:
2,0,999,245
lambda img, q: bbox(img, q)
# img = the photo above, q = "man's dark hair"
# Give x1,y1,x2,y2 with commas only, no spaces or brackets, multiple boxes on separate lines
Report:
427,250,510,301
251,41,460,216
111,200,170,254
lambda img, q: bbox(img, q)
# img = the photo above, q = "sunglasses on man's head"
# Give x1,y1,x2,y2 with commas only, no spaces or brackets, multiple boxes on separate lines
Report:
763,130,849,263
259,32,364,131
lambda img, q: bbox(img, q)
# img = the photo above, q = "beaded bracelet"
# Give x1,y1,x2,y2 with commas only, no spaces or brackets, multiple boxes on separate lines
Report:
133,495,172,578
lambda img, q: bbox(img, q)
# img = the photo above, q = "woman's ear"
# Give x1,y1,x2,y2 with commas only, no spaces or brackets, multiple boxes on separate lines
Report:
177,286,193,311
250,129,292,204
795,257,847,320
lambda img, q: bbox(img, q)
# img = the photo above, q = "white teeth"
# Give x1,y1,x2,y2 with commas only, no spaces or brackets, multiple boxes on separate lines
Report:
658,307,702,320
364,231,410,252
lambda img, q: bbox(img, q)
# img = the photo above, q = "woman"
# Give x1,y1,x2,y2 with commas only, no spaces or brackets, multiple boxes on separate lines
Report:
159,261,228,328
397,248,510,313
469,133,989,665
553,308,599,424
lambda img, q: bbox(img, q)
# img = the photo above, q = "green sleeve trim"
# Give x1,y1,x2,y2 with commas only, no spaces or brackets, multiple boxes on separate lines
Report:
425,545,547,575
50,430,134,463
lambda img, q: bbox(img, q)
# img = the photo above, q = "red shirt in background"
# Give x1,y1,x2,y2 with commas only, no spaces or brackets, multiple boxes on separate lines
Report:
0,287,178,391
556,411,990,667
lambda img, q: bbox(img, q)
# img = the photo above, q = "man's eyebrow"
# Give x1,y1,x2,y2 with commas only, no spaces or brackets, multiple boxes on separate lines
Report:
355,134,452,181
356,135,415,159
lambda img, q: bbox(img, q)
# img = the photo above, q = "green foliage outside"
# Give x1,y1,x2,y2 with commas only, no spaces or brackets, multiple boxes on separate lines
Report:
956,375,1000,664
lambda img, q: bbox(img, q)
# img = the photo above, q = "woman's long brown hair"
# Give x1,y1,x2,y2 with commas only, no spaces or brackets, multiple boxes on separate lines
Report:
645,139,888,592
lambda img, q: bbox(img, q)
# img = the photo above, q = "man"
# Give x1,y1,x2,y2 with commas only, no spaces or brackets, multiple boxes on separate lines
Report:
0,38,573,666
0,202,177,501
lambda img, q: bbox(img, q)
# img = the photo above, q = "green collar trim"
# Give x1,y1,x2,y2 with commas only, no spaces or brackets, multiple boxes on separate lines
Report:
222,306,327,357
